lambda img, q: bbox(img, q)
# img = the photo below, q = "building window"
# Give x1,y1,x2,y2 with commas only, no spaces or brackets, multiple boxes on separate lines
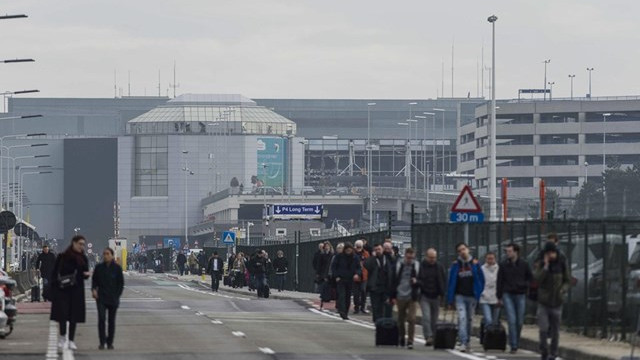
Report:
540,113,578,123
497,156,533,166
134,135,168,196
543,177,580,187
540,156,579,166
497,135,533,145
497,114,534,124
539,134,578,144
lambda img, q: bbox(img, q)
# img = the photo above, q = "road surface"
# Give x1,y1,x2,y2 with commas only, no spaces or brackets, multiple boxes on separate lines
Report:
0,272,547,360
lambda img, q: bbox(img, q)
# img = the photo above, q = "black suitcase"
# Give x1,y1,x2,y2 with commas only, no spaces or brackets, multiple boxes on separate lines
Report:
375,318,399,346
482,309,507,351
31,284,40,302
433,322,457,349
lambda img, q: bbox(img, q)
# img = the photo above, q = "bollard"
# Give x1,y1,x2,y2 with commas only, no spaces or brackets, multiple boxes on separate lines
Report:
201,268,206,282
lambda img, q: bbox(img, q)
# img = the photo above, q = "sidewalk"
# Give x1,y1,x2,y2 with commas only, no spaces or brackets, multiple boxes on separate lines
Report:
163,272,632,360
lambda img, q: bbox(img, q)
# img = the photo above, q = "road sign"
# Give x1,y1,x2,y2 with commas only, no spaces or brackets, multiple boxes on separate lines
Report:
272,204,323,220
0,211,17,233
451,185,482,213
88,243,93,249
222,231,236,244
450,212,485,223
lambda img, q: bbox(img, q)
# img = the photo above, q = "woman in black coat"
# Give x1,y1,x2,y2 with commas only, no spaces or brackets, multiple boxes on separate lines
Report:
50,235,90,351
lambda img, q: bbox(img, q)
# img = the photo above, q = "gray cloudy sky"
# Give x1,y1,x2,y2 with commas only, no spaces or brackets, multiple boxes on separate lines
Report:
2,0,638,100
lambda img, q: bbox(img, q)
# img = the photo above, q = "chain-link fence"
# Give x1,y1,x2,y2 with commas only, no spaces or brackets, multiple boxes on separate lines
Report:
412,219,640,339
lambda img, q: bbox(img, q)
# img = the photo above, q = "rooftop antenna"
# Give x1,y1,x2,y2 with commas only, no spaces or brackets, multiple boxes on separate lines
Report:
157,69,161,97
451,39,454,98
441,59,444,99
481,43,485,98
476,57,479,98
113,69,117,98
128,70,131,96
170,60,180,98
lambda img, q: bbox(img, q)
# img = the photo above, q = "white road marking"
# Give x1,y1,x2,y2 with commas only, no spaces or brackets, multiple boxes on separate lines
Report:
181,305,191,310
446,349,490,360
228,300,243,312
232,331,246,337
45,321,59,360
177,283,250,301
211,319,223,324
259,347,275,354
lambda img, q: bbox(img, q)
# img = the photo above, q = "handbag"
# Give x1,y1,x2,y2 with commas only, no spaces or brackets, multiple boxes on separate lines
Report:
58,269,77,289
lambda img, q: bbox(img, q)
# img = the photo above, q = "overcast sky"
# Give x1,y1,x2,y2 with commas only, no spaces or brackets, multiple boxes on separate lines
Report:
2,0,638,100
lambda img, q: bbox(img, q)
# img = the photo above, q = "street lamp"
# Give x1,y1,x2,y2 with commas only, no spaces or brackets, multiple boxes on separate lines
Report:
424,112,437,190
542,59,551,100
587,68,594,98
548,81,555,100
181,150,194,247
602,113,611,217
488,14,498,221
432,108,446,188
584,161,589,184
367,102,376,231
0,133,46,206
568,75,576,99
1,59,34,64
74,227,81,235
407,119,418,191
2,145,48,211
18,170,51,220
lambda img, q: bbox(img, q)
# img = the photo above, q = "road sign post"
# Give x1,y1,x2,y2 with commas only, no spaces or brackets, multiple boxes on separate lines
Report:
450,185,484,244
271,204,323,220
222,231,236,245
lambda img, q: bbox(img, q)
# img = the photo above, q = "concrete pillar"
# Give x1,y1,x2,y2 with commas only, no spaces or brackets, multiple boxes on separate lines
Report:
396,199,403,221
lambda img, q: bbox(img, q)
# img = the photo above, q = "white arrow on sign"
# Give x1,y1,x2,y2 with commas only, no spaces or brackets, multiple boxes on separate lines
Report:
314,206,320,214
275,206,281,214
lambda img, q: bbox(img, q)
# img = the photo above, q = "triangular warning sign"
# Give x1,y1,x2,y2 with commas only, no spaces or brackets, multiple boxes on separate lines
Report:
224,234,234,242
451,185,482,213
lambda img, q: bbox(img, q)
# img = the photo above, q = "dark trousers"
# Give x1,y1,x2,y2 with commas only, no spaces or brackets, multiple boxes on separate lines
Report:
211,272,220,291
97,302,118,346
352,282,366,311
370,291,391,322
178,264,185,276
255,273,266,297
336,280,353,315
275,274,286,291
59,321,77,341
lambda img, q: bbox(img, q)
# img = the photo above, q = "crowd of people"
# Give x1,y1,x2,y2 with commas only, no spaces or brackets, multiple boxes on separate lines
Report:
312,234,571,359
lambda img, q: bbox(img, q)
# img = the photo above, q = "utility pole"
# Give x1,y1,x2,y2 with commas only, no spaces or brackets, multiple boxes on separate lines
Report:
488,14,498,221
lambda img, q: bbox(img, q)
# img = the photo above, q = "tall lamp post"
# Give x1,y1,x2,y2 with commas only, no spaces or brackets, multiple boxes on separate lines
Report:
543,59,551,100
602,113,611,217
367,102,376,231
587,68,594,98
17,170,51,261
548,82,555,100
432,108,446,188
398,122,410,192
182,150,194,248
425,112,436,190
568,75,576,99
407,119,418,191
0,132,45,207
488,14,498,221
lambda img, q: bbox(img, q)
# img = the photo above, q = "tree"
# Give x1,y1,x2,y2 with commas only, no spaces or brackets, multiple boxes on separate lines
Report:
230,177,239,188
528,188,561,220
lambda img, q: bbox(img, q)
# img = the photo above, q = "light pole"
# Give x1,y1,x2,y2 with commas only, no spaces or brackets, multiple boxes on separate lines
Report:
182,150,193,248
246,222,254,246
260,163,269,238
398,122,410,192
488,14,498,221
17,166,51,218
0,132,45,207
548,81,555,100
2,144,48,212
543,59,551,100
17,170,51,261
74,227,80,235
432,109,446,188
602,113,611,217
407,119,418,191
425,112,436,190
568,75,576,99
587,68,594,98
415,114,429,192
584,161,589,184
367,102,376,231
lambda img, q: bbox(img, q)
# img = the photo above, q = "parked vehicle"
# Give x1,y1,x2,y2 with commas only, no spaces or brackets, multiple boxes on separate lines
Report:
0,270,17,338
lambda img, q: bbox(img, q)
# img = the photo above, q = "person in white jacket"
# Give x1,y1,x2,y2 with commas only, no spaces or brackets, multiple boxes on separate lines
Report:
480,252,499,329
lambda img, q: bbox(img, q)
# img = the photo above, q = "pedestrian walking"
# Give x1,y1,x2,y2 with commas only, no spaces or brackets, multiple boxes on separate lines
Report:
36,244,56,302
497,243,532,354
273,250,288,292
138,253,148,273
207,251,223,292
353,239,370,314
176,251,187,276
390,248,420,349
330,242,361,320
312,243,324,292
188,252,198,275
480,252,499,334
232,253,246,288
250,250,268,298
417,248,446,346
91,247,124,350
197,251,206,276
446,243,485,353
535,242,570,360
364,243,394,322
50,235,91,351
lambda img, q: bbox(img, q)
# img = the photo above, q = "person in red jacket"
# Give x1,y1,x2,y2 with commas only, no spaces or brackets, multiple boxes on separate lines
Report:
353,239,370,314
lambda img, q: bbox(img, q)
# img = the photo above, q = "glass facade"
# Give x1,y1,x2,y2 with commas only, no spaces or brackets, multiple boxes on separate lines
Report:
134,135,168,196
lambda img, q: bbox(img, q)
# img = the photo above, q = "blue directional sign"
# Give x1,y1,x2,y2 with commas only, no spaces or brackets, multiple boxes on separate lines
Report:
272,204,323,219
221,231,236,244
450,212,484,223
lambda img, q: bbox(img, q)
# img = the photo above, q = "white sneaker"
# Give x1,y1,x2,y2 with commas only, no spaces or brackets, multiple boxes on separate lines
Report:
68,341,77,350
58,336,66,352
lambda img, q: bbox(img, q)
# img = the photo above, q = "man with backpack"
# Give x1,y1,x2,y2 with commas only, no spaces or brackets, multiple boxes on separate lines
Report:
390,248,420,349
364,243,394,322
417,248,446,346
447,243,485,353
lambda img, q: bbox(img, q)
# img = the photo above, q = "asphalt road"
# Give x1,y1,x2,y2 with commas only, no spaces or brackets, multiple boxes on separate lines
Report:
0,272,549,360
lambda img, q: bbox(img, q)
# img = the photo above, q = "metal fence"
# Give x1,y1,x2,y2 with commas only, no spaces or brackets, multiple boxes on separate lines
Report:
412,219,640,339
237,230,389,293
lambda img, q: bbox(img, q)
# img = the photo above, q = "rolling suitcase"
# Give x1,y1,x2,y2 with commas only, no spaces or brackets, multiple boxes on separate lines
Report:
433,310,457,350
263,284,270,299
482,309,507,351
375,318,399,346
31,277,41,302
